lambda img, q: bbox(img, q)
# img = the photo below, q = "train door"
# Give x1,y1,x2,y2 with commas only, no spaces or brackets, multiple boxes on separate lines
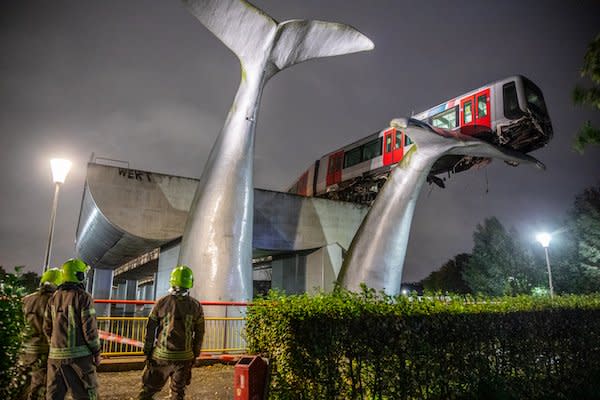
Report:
460,89,491,135
326,151,343,186
460,95,475,130
474,88,491,128
383,128,403,166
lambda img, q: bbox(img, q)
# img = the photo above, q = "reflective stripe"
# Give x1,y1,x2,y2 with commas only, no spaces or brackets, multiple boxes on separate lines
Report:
22,343,49,354
82,308,96,317
49,344,92,359
152,347,194,361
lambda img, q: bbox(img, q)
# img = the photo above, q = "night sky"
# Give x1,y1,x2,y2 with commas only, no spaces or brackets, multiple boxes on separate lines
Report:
1,1,599,282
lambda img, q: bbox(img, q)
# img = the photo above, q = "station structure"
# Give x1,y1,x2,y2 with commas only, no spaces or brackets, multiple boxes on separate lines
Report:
76,161,368,315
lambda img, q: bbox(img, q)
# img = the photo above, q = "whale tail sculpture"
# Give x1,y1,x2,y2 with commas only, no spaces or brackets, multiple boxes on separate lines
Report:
183,0,374,75
338,118,545,295
178,0,373,306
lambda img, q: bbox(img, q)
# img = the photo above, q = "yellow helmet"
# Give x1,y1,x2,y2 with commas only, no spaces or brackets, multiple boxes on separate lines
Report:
169,265,193,289
41,268,63,286
61,258,89,283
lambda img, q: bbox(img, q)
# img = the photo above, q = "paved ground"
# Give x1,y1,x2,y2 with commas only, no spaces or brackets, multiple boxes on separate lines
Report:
92,363,234,400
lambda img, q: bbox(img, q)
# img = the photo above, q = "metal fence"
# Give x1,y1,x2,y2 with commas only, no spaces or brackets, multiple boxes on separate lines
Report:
95,300,247,357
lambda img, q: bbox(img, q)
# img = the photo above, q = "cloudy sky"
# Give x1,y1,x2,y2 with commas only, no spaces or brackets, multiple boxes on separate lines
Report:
1,0,599,282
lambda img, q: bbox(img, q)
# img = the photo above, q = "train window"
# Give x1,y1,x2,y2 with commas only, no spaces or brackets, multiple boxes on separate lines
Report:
463,100,473,124
404,135,412,146
344,147,362,168
503,82,523,119
362,138,382,161
395,130,402,149
523,78,548,115
431,106,458,129
477,95,488,118
328,157,335,174
386,135,392,152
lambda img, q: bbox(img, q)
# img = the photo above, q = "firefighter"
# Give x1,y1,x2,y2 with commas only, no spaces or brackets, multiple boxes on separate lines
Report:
138,265,205,400
17,268,63,400
43,259,101,400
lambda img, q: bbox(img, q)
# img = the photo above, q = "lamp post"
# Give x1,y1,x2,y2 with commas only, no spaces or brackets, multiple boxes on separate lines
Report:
536,232,554,298
43,158,72,273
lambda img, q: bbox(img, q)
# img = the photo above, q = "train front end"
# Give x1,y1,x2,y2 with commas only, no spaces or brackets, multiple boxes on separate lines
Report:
497,75,553,154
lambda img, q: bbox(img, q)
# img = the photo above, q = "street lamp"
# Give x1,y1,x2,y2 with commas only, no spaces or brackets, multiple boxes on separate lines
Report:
535,232,554,298
43,158,72,273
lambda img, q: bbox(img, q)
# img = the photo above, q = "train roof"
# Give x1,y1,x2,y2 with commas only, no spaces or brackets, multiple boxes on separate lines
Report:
413,75,529,120
301,75,539,176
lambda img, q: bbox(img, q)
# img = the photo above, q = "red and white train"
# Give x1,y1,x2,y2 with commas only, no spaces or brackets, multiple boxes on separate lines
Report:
288,75,552,204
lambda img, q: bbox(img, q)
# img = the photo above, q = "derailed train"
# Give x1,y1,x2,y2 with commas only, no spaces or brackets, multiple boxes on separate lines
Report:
288,75,552,204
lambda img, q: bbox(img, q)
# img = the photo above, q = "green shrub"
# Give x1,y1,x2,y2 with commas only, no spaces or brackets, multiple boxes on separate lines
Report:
246,288,600,399
0,271,27,399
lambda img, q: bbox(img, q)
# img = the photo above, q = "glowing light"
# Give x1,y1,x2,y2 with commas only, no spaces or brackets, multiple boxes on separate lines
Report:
50,158,72,184
536,232,551,248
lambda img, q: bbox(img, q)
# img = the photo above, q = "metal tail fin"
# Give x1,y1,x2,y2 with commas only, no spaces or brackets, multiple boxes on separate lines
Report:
182,0,373,72
271,20,374,71
182,0,278,65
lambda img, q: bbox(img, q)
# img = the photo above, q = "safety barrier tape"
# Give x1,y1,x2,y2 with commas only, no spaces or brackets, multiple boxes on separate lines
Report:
98,330,144,348
98,330,243,362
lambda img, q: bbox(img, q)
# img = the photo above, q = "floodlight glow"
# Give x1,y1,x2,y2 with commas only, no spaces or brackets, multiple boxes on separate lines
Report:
536,232,552,248
50,159,72,184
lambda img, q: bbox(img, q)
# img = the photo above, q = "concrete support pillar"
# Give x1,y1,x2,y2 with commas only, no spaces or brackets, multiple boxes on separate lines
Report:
111,286,118,301
91,268,114,316
124,279,137,315
305,244,344,294
142,283,155,300
137,281,155,315
115,283,126,312
271,253,306,295
156,242,180,298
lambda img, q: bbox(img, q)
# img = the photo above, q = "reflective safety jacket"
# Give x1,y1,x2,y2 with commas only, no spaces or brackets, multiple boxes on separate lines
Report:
21,285,56,355
143,292,205,361
43,282,101,360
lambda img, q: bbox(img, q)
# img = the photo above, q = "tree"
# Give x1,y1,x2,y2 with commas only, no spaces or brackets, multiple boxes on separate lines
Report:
573,34,600,153
570,184,600,292
18,269,40,294
0,266,40,294
539,228,584,294
420,253,471,294
462,217,543,296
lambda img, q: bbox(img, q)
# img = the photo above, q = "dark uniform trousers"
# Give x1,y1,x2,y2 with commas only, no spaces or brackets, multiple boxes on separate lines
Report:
46,356,98,400
138,359,193,400
17,353,48,400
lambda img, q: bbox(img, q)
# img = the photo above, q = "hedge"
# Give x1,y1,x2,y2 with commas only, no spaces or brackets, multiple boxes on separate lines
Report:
0,274,27,399
245,289,600,399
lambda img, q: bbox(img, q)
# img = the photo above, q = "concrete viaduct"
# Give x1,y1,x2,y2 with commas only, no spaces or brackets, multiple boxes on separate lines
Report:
76,162,368,314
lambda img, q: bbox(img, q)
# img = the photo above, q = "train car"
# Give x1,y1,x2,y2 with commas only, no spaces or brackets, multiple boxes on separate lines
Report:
287,75,552,204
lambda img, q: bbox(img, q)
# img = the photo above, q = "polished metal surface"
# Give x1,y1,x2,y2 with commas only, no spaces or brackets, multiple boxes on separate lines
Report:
178,0,373,302
338,119,545,295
